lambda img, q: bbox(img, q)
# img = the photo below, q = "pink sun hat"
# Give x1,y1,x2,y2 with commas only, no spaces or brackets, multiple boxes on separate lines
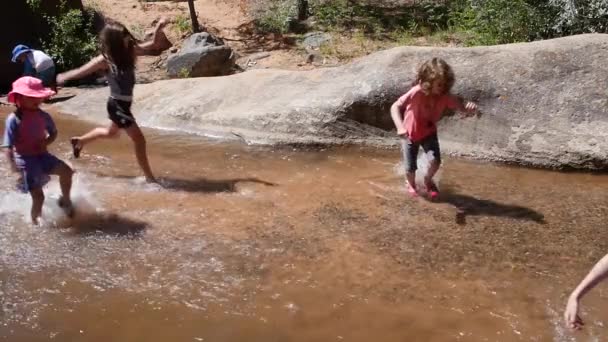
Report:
8,76,56,103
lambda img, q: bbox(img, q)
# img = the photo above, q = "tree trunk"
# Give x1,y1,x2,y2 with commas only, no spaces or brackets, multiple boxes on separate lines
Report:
187,0,200,33
297,0,308,21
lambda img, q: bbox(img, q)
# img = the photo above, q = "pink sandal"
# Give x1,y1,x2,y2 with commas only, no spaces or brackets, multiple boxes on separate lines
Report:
425,179,439,200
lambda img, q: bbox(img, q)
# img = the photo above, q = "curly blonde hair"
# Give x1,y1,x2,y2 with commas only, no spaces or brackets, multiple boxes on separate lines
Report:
414,58,455,95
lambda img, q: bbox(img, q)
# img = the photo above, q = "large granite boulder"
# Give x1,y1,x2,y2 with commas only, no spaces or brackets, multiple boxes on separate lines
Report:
58,34,608,170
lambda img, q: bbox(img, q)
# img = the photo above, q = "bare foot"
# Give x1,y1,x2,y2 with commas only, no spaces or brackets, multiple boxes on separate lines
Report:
406,181,418,197
145,176,158,184
58,196,75,218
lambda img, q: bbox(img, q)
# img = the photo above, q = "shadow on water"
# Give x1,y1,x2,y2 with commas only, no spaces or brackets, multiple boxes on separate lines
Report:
437,188,546,225
94,172,278,193
66,212,148,237
160,177,277,193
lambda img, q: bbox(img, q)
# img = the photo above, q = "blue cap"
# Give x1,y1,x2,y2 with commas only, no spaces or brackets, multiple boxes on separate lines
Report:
11,45,32,63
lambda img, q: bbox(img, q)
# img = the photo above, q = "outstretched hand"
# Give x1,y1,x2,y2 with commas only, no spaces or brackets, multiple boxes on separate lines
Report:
465,101,477,112
56,73,67,87
460,101,479,118
565,296,585,330
156,17,168,30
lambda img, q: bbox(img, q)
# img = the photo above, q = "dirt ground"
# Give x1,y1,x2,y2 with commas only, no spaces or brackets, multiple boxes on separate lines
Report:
82,0,465,83
83,0,324,83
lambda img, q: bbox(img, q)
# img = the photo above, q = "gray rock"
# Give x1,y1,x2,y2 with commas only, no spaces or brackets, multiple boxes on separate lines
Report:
58,34,608,170
248,52,271,61
302,32,332,49
167,32,235,77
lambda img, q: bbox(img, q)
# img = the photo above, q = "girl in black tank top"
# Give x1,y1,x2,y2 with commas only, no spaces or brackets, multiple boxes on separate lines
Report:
57,19,169,184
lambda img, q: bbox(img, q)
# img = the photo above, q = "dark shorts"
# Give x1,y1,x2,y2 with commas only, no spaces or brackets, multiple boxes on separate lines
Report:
401,133,441,173
15,153,62,193
107,97,135,129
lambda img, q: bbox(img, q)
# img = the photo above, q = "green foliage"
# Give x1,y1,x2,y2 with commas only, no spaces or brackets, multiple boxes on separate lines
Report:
178,68,190,79
311,0,451,34
26,0,42,12
252,0,298,34
450,0,539,45
450,0,607,45
249,0,607,45
27,0,99,70
547,0,608,35
43,7,98,70
174,14,192,35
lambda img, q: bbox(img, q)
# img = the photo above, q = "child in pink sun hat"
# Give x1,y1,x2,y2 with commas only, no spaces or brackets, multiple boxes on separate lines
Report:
3,76,74,224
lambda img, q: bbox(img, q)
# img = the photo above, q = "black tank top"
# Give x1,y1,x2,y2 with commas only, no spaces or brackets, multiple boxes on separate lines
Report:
107,62,135,101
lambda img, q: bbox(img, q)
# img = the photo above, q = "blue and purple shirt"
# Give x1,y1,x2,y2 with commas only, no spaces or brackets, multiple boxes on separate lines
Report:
3,109,57,157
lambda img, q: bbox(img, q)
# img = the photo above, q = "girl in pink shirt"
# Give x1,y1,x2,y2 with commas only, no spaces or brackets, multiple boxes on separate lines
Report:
390,58,478,199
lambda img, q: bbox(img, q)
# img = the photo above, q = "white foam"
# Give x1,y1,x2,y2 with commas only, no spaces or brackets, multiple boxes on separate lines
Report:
0,173,102,226
415,149,442,188
393,149,442,188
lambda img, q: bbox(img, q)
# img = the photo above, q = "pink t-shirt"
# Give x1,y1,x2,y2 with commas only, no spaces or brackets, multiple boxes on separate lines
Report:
3,109,56,157
395,85,462,142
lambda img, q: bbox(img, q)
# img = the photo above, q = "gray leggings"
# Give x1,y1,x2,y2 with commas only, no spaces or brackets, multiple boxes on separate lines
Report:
401,133,441,173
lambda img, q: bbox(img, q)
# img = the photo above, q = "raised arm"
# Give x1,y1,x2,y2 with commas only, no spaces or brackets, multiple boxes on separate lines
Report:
56,55,107,85
135,17,171,56
565,253,608,329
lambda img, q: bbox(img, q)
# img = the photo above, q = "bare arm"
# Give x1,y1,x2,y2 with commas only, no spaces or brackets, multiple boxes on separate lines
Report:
4,147,17,172
56,55,107,85
45,131,57,147
135,17,170,56
565,253,608,329
449,95,478,116
390,101,407,135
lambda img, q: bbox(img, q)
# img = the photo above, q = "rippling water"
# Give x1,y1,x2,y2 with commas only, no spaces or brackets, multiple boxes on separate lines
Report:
1,107,608,341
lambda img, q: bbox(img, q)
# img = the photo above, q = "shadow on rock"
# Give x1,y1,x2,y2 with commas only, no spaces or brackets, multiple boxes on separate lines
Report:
46,94,76,104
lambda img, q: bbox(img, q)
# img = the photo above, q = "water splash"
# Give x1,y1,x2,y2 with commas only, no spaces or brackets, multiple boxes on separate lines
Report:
414,149,442,189
0,173,101,227
393,149,442,188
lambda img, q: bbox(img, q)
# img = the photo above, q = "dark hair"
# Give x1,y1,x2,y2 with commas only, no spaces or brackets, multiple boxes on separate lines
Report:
414,58,455,95
100,20,137,70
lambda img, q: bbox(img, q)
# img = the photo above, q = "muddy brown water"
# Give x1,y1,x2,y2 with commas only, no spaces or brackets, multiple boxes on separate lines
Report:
1,106,607,341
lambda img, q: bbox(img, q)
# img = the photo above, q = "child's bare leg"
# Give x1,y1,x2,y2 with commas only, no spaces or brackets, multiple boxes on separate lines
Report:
30,188,44,225
71,123,120,158
421,134,441,192
401,138,418,192
125,123,156,183
425,160,440,185
50,162,74,206
406,171,416,189
74,122,120,147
